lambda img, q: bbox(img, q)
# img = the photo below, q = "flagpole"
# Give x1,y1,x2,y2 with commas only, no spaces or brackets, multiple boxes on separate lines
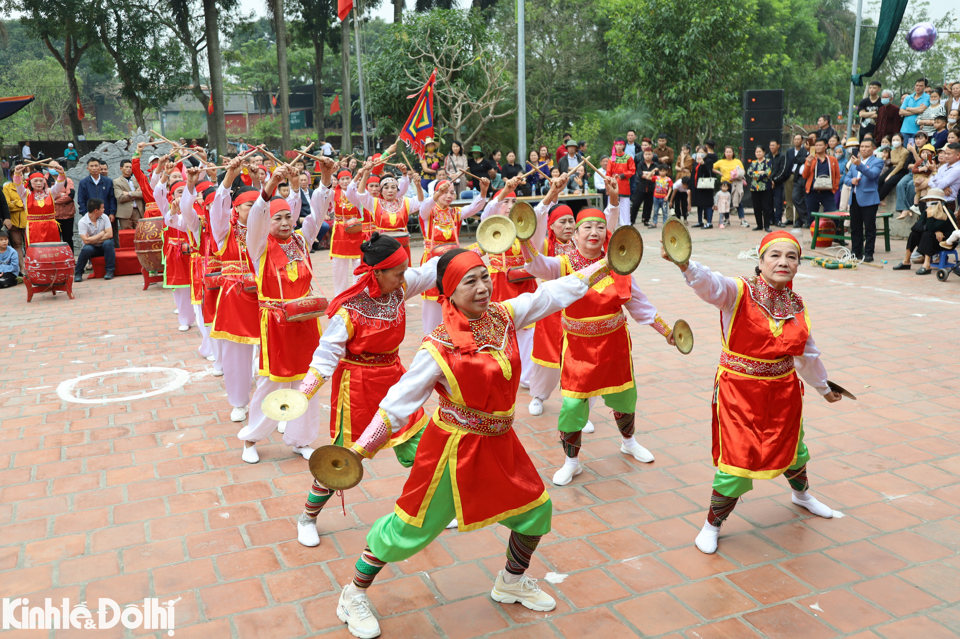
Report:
845,0,864,140
352,8,370,157
517,0,527,167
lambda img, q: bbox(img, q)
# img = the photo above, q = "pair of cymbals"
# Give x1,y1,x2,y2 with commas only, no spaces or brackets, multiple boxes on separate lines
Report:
608,226,644,275
509,202,538,241
477,215,517,255
662,219,692,265
309,445,365,490
261,388,309,421
672,319,694,355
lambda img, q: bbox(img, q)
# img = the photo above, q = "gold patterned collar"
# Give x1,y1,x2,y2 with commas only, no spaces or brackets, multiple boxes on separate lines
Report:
745,276,804,320
426,302,512,352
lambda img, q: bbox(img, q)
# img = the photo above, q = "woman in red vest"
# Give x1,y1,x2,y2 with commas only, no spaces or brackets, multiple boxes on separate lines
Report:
13,162,65,245
663,230,842,554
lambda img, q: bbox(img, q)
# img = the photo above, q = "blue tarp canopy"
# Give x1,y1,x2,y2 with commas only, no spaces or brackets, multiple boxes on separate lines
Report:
0,95,35,121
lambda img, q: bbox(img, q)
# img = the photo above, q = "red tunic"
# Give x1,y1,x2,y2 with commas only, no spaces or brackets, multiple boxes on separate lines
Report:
372,198,412,265
329,288,427,448
330,187,366,259
531,237,577,368
256,232,322,381
162,220,192,288
488,240,537,303
211,222,260,344
420,205,462,301
187,210,221,323
25,191,61,245
558,250,634,397
394,303,548,531
712,277,809,479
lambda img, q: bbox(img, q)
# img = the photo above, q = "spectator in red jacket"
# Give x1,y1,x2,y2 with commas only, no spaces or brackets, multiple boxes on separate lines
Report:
555,133,573,164
607,137,636,227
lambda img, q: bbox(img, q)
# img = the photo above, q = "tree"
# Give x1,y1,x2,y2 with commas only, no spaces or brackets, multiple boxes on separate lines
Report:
14,0,100,139
203,0,229,153
289,0,339,141
364,9,516,148
341,15,352,153
95,0,191,130
268,0,292,148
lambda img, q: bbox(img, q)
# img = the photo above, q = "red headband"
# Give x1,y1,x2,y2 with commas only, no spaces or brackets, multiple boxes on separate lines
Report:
495,188,516,200
269,198,291,215
438,251,487,354
575,208,606,227
337,170,352,180
547,205,574,256
759,230,802,257
168,181,186,203
28,172,45,182
326,244,408,318
203,190,217,208
232,190,260,207
367,176,381,185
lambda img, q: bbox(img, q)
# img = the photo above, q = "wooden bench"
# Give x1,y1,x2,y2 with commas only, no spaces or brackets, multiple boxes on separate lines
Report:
810,211,893,252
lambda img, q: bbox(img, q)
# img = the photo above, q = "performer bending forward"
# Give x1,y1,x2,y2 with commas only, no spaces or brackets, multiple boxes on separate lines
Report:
522,208,675,487
333,248,611,638
663,230,842,554
294,233,438,547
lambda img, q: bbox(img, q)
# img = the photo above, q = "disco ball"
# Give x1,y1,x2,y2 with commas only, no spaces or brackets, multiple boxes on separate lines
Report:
907,22,938,52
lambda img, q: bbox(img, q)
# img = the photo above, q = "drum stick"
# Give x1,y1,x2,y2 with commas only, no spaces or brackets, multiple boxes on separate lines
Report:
21,158,56,169
565,156,590,178
295,149,326,163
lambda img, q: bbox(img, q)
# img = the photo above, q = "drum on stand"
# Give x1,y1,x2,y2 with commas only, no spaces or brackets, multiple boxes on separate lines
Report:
385,230,411,264
24,242,76,302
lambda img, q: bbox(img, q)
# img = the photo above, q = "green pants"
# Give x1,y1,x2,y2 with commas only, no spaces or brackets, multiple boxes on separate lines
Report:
367,465,552,564
558,386,637,433
712,425,811,498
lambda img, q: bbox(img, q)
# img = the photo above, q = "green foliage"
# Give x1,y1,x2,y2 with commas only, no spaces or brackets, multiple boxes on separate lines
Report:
168,109,209,140
252,115,282,140
224,38,315,112
0,57,74,140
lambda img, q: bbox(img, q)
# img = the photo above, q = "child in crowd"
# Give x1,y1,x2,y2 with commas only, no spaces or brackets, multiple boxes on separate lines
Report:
0,231,19,288
650,164,672,228
714,181,731,229
670,176,689,225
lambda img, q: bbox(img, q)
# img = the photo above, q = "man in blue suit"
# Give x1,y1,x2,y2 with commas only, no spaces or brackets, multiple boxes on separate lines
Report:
847,138,884,262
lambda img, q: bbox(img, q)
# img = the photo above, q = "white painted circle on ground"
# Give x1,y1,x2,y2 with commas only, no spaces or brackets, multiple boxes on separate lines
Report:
57,367,192,404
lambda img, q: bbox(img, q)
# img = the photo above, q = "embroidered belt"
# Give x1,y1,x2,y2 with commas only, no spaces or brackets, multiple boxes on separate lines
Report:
27,213,56,222
491,255,525,271
436,396,513,436
562,311,626,337
719,349,795,379
221,260,250,277
343,350,399,366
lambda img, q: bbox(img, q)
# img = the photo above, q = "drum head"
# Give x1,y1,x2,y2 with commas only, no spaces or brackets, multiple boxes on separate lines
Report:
673,319,694,355
261,389,309,421
662,219,692,265
309,444,364,490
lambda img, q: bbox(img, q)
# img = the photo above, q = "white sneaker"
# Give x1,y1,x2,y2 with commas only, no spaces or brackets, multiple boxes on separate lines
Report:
552,461,582,486
491,571,556,611
230,406,248,422
297,513,321,547
446,519,458,529
337,585,381,638
621,439,655,463
277,421,286,434
695,520,720,554
242,443,259,464
791,491,834,518
528,398,543,416
582,421,595,433
293,446,314,460
211,368,224,377
172,308,178,315
206,354,216,362
178,324,191,332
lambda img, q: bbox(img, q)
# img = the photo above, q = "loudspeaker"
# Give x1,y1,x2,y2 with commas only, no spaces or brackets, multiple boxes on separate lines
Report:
743,110,783,130
742,129,783,153
743,90,784,111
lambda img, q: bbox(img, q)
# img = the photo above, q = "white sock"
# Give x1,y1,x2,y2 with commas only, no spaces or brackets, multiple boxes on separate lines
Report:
622,436,636,447
502,571,522,585
343,582,361,597
563,456,580,468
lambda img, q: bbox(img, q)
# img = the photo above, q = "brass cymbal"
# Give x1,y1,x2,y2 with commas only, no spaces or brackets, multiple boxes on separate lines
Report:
607,226,643,275
827,380,857,400
672,319,694,355
261,388,309,422
509,202,537,241
308,444,364,490
477,215,517,255
662,218,692,265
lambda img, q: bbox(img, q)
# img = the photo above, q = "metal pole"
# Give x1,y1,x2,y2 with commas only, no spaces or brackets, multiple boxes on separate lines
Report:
846,0,864,140
353,10,370,157
517,0,526,166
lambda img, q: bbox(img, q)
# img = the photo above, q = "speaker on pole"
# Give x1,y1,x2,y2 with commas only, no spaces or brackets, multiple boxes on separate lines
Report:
742,90,784,155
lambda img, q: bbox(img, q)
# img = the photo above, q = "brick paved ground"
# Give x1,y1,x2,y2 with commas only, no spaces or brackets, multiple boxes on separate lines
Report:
1,225,958,638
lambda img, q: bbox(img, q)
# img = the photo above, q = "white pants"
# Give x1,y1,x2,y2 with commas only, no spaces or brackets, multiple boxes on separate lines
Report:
421,299,442,335
238,376,322,448
332,257,359,296
945,229,960,246
173,288,193,327
517,326,534,387
618,198,631,228
220,341,256,408
528,364,561,402
193,304,218,361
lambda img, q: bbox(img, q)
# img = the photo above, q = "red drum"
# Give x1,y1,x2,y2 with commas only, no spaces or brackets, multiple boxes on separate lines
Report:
204,272,223,290
506,266,536,283
429,243,460,260
134,216,165,273
282,296,329,322
345,218,363,234
242,272,257,293
385,230,410,247
24,242,76,302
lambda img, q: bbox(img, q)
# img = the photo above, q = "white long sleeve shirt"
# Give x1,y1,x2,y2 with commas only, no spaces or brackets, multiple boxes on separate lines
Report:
307,257,441,379
682,260,829,395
